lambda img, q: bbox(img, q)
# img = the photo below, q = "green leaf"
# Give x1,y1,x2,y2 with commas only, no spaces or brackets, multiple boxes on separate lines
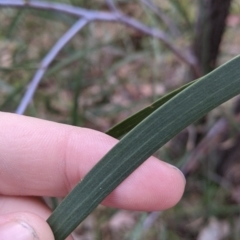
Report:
106,80,195,139
47,55,240,240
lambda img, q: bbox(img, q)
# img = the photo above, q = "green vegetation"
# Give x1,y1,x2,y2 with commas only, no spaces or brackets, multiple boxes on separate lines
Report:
1,0,240,239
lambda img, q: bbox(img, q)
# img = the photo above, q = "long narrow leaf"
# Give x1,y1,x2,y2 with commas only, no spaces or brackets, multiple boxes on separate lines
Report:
47,55,240,240
106,80,195,138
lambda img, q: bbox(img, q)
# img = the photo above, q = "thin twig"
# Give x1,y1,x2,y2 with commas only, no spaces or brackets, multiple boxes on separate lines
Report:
0,0,199,75
0,0,109,19
141,0,180,36
15,18,89,114
106,0,119,13
181,118,228,175
142,211,161,231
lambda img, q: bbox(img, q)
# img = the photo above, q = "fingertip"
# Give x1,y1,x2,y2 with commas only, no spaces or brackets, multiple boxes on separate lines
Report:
160,162,186,209
0,212,54,240
103,159,186,211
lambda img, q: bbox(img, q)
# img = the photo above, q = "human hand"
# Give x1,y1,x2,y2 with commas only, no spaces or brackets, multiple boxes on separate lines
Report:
0,112,185,239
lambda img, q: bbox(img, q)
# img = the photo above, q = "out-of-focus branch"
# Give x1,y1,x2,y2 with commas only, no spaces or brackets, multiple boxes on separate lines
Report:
181,118,229,175
193,0,232,75
143,211,161,231
15,18,89,114
141,0,180,36
0,0,107,19
106,0,119,13
0,0,199,75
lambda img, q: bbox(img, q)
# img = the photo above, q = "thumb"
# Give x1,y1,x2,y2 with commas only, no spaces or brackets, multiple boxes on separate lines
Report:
0,212,54,240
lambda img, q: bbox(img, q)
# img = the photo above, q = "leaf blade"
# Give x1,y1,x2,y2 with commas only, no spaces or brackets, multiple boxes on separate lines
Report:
106,80,196,138
47,55,240,240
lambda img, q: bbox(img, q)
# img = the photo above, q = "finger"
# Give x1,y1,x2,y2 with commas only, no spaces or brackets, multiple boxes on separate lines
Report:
0,196,73,240
0,112,185,210
0,212,54,240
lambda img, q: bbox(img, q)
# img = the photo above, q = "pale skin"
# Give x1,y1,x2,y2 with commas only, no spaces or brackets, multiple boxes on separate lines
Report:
0,112,185,239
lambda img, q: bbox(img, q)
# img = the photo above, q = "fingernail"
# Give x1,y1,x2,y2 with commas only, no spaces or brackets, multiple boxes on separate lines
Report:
0,220,38,240
165,162,186,184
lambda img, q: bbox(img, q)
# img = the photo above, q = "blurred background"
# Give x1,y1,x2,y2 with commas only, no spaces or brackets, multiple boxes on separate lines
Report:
1,0,240,239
